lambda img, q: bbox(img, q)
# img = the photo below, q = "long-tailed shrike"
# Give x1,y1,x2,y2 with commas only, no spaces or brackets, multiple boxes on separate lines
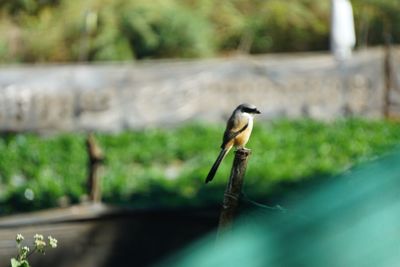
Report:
205,103,261,183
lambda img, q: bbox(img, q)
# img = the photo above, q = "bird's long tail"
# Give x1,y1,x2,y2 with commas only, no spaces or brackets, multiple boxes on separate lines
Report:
205,147,230,183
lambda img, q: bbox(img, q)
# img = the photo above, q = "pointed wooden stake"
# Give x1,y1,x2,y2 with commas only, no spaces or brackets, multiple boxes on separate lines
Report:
217,148,251,238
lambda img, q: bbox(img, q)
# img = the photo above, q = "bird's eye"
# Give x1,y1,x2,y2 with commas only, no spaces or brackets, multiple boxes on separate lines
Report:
243,107,255,113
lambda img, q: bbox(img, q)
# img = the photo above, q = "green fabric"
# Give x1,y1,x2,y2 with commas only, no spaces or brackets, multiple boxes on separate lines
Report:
162,149,400,267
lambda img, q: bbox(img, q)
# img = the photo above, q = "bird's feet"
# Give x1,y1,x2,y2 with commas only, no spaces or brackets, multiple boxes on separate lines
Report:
235,147,251,153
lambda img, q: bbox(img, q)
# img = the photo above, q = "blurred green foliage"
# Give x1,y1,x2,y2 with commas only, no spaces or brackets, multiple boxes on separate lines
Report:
0,0,398,62
1,118,400,214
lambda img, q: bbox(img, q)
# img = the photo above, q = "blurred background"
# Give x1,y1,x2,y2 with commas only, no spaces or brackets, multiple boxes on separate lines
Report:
0,0,398,61
0,0,400,266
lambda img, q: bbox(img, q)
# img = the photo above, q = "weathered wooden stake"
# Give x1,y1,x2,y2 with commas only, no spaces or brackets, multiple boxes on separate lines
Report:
86,133,104,203
217,148,251,237
383,34,393,118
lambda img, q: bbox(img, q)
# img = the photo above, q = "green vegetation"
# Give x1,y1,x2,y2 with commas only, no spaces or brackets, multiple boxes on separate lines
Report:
0,0,398,62
11,233,58,267
1,118,400,215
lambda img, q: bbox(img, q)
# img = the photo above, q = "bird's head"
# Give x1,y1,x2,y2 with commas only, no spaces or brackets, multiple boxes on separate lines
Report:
237,103,261,115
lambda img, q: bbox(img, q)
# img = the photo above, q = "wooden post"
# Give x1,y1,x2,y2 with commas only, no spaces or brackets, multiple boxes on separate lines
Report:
383,33,392,118
217,148,251,237
86,133,104,203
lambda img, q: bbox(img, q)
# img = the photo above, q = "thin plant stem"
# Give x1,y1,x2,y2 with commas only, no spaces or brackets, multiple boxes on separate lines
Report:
26,247,37,259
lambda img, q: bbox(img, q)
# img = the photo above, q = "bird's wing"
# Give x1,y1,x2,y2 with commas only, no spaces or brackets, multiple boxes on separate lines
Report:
221,121,248,149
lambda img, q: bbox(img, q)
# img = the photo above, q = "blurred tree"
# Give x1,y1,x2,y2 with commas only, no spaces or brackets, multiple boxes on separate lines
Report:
353,0,400,46
0,0,60,15
119,0,214,59
0,0,398,62
250,0,330,53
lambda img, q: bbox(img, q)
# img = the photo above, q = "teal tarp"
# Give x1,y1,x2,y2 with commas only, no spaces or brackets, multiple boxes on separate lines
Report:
163,150,400,267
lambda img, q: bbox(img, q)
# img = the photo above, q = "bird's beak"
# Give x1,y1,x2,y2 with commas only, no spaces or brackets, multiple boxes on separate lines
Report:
255,109,261,114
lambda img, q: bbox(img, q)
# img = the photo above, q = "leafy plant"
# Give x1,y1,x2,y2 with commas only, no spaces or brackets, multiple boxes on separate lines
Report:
11,234,58,267
1,119,400,214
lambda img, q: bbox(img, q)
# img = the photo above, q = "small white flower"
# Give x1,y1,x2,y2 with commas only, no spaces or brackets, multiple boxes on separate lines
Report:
33,234,44,241
34,239,46,253
48,236,58,248
21,246,30,254
16,234,24,243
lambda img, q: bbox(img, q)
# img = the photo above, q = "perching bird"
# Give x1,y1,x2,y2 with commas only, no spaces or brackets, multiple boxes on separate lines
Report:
205,103,261,183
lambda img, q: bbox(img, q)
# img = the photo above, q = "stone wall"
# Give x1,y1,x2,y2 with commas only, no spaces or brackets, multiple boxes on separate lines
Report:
0,47,398,133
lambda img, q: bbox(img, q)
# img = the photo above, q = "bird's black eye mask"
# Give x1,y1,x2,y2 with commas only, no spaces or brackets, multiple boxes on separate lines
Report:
242,107,260,114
